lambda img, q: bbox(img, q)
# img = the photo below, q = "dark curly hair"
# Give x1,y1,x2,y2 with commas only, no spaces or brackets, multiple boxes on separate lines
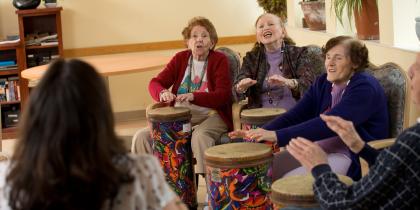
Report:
181,16,218,50
322,36,369,72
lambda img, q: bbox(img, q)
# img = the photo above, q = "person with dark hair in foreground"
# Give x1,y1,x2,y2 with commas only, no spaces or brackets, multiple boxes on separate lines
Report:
230,36,389,180
0,59,187,210
287,53,420,209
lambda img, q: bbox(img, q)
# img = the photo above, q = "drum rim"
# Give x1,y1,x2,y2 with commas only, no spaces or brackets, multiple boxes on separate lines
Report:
147,107,191,122
204,158,272,168
271,174,353,208
240,108,285,124
204,142,273,167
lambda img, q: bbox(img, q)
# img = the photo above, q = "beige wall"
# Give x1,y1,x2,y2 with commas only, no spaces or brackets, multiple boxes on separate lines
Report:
0,0,263,48
0,0,20,37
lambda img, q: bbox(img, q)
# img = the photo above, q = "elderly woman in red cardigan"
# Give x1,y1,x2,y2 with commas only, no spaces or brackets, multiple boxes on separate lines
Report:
131,16,233,176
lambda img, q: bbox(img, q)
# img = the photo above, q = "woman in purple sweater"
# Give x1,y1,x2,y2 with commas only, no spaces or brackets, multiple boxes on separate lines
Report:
229,36,389,180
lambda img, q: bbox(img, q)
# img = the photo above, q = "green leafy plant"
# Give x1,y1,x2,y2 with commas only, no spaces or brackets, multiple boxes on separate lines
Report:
333,0,365,26
257,0,288,20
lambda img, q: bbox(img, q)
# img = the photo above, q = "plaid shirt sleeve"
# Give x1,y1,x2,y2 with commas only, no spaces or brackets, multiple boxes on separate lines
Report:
311,124,420,210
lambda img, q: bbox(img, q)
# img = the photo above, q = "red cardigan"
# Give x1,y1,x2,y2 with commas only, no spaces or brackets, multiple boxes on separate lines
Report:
149,50,233,131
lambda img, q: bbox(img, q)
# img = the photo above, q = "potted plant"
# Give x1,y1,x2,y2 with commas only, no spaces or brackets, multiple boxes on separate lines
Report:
299,0,326,31
257,0,287,21
333,0,379,40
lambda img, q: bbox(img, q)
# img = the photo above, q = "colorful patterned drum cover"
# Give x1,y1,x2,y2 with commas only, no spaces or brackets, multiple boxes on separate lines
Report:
271,175,353,208
241,108,286,152
204,142,273,209
147,106,197,209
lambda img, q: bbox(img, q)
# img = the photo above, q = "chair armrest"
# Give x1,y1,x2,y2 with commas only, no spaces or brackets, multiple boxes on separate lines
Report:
361,138,396,176
232,99,248,131
367,138,396,150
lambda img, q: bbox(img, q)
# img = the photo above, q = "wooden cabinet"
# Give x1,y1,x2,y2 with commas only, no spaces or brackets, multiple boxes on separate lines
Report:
16,7,63,70
0,42,25,138
0,7,63,138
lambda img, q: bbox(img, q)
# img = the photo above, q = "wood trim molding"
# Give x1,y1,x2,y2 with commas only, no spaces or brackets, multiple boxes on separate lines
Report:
64,35,256,58
114,110,146,122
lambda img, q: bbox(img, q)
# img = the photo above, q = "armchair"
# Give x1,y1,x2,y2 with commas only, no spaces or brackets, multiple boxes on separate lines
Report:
360,62,410,176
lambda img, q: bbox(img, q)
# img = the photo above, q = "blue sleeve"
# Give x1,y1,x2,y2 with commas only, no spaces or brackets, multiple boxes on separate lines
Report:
273,79,378,147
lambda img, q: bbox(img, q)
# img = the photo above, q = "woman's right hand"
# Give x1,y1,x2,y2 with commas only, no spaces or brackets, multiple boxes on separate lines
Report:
236,78,257,93
228,130,247,139
159,90,176,102
320,114,365,153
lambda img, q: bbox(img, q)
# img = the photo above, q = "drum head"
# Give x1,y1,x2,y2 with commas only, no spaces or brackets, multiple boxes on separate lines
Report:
240,108,286,125
204,142,272,168
271,175,353,207
147,107,191,122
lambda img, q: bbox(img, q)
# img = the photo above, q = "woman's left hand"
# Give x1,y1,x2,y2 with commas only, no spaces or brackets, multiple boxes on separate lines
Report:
268,75,296,89
287,137,328,171
176,93,194,102
246,128,277,142
268,75,288,86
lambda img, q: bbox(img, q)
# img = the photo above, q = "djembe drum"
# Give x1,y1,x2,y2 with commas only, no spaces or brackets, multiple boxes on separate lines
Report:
271,175,353,209
204,142,273,209
240,108,286,152
147,106,197,209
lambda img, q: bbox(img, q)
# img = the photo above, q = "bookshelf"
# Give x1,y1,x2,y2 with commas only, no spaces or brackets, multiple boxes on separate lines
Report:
0,42,25,136
16,7,63,69
0,7,63,138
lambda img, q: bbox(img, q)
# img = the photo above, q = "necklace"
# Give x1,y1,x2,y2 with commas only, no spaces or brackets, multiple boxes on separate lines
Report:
187,56,208,93
265,49,284,105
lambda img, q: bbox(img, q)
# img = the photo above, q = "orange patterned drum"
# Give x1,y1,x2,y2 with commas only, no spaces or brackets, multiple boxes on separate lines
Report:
204,142,273,209
147,106,197,209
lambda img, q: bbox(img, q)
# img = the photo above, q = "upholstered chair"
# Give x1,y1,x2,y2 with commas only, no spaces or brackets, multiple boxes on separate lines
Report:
361,62,410,176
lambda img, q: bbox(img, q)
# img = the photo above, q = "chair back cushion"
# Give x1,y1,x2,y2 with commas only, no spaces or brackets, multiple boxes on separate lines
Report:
216,47,241,102
366,63,409,137
304,45,326,80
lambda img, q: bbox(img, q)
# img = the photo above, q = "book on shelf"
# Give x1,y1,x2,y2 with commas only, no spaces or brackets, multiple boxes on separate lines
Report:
25,33,58,46
0,65,18,71
0,77,20,102
0,38,20,45
0,60,17,71
40,41,59,46
0,61,16,67
0,78,6,102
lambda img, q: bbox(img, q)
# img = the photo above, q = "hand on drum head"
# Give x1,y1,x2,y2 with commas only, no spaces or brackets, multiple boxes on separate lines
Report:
160,90,177,102
176,93,194,102
320,114,365,153
228,129,247,139
246,128,277,142
287,137,328,171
